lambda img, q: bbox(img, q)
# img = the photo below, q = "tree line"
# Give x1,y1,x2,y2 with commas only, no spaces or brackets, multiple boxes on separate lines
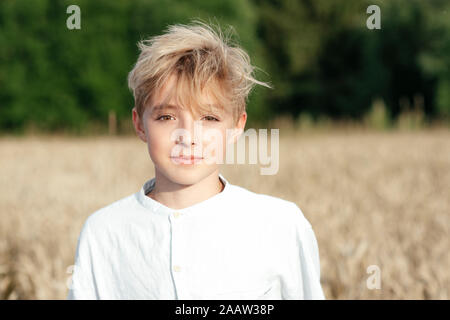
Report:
0,0,449,134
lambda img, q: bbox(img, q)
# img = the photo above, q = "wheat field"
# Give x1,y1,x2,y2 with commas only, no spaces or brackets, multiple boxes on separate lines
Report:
0,128,449,299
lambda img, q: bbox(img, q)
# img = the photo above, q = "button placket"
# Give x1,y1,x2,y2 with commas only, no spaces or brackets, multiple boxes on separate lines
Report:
169,212,189,299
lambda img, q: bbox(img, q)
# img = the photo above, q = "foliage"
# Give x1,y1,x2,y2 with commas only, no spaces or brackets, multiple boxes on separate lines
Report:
0,0,449,134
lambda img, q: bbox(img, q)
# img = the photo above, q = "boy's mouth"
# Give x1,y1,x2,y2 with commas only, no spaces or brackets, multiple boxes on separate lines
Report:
172,155,203,160
170,155,204,164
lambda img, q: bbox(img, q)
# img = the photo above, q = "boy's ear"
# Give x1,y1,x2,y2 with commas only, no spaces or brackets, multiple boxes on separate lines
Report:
132,107,147,143
237,111,247,131
229,111,247,144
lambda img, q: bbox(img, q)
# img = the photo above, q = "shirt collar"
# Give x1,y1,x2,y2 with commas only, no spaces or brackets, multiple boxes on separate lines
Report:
136,173,231,217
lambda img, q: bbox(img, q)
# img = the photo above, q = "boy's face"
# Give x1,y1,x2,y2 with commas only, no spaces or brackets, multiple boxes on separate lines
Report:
132,75,246,186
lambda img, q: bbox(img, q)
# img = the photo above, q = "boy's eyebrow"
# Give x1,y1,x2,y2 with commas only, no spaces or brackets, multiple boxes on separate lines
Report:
151,103,223,114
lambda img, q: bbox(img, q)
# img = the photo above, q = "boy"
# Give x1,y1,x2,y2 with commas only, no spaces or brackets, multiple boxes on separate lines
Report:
67,20,325,300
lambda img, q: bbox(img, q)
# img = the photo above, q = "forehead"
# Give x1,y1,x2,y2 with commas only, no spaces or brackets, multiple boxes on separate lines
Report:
148,74,225,115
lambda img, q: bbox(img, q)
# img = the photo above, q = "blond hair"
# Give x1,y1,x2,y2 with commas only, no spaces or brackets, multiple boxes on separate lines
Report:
127,19,272,125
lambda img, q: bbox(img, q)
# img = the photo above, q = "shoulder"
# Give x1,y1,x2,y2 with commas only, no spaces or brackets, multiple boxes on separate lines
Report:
228,184,312,229
81,192,139,235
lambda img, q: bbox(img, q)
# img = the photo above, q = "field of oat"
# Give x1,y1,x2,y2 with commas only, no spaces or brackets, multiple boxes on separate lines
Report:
0,128,449,299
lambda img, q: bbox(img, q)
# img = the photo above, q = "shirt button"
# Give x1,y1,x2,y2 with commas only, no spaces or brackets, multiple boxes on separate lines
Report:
174,212,181,218
173,265,181,272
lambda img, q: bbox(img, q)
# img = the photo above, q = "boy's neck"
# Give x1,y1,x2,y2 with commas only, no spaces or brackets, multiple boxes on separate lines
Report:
146,170,225,210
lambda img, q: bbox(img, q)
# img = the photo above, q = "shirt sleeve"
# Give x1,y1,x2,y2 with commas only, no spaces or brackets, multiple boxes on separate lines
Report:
288,203,326,300
298,224,325,299
67,220,99,300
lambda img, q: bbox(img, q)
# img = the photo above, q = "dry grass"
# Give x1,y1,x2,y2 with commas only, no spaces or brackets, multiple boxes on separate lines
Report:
0,128,449,299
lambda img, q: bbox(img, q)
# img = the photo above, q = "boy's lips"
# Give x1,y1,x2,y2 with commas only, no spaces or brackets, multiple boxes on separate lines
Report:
171,155,203,160
170,155,204,164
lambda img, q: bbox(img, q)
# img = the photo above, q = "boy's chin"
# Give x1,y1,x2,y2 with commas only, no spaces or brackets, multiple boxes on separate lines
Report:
163,167,218,186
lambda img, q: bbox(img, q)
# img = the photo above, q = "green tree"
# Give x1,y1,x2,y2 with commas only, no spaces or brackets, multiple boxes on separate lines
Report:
0,0,268,133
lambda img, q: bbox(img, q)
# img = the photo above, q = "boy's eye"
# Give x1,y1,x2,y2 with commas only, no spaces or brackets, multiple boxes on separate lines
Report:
202,115,219,121
156,115,175,121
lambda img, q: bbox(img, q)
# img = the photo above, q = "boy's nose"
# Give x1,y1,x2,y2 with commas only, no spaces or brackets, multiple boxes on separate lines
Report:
176,116,201,146
175,134,196,146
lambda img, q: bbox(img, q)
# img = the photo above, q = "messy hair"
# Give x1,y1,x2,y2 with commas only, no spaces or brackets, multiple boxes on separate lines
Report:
127,19,272,125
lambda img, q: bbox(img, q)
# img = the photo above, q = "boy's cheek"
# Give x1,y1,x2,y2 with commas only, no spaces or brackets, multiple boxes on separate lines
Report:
146,138,170,160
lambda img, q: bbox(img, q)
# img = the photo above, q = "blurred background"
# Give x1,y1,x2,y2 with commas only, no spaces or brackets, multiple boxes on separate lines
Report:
0,0,449,299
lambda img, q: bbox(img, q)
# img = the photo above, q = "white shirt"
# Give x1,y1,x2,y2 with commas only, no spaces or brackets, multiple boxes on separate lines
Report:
67,173,325,300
